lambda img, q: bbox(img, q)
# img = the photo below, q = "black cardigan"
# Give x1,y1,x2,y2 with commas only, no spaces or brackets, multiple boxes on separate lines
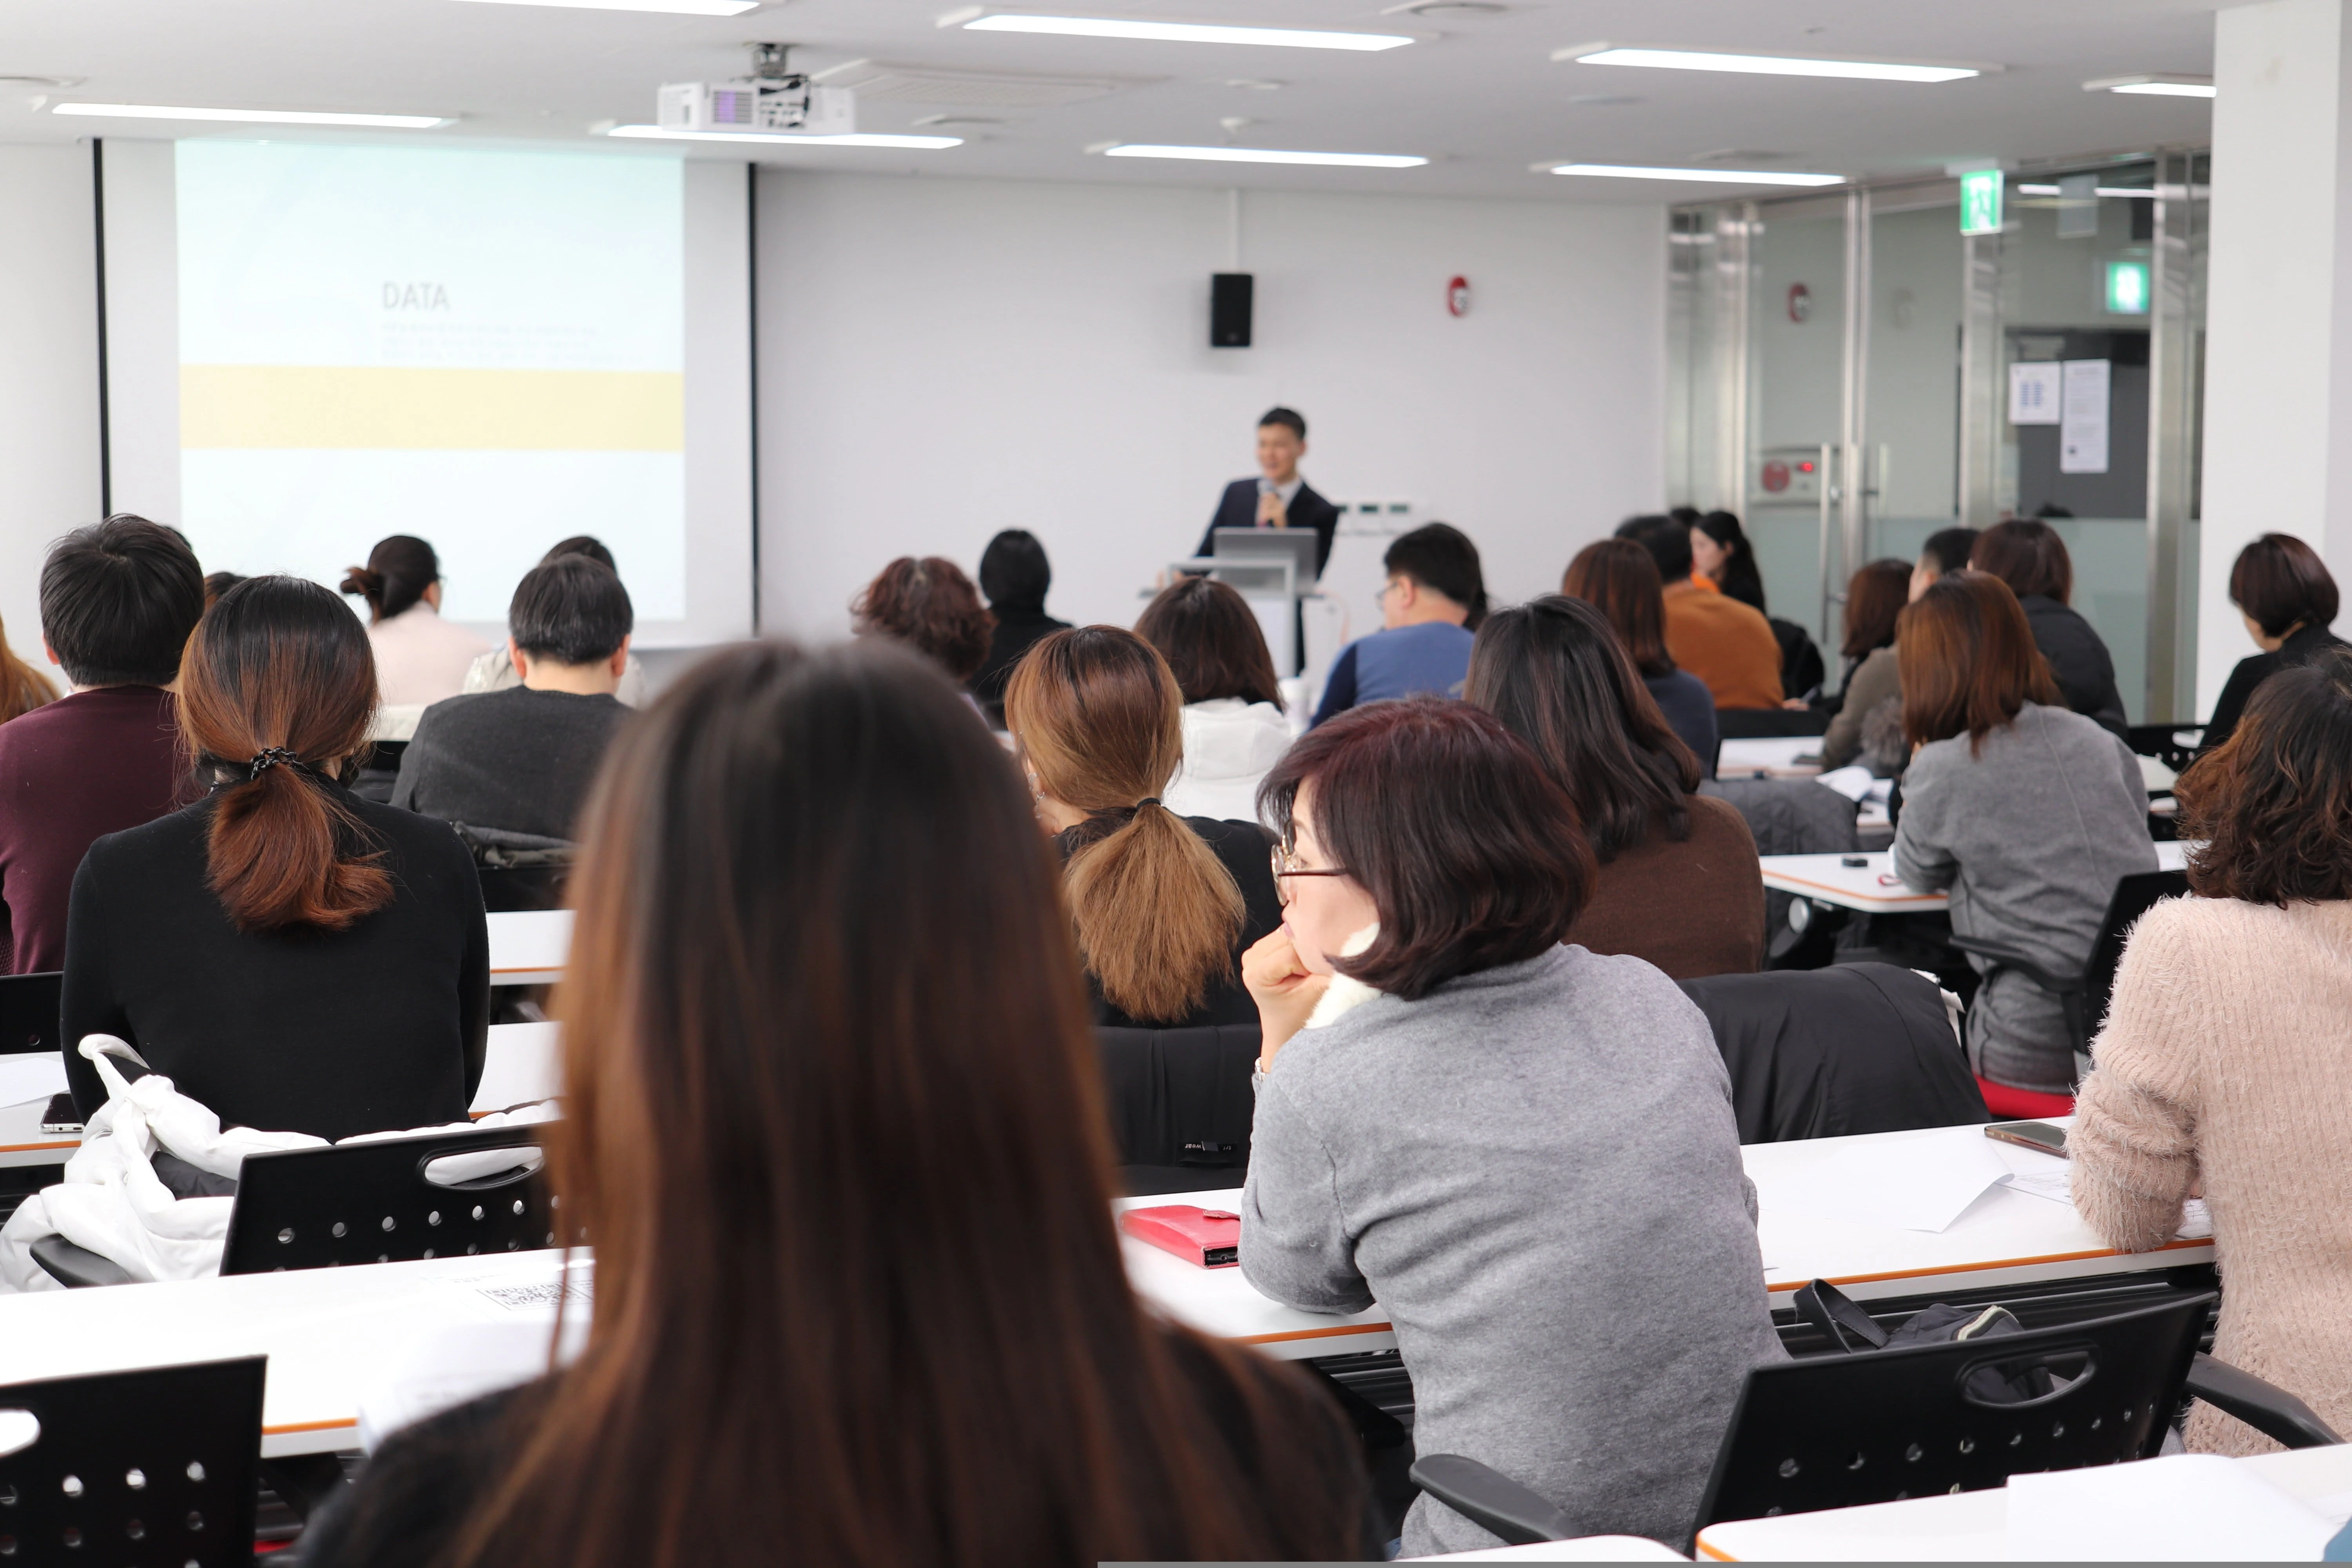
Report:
2020,595,2129,739
2200,621,2350,755
1055,814,1282,1030
61,786,489,1141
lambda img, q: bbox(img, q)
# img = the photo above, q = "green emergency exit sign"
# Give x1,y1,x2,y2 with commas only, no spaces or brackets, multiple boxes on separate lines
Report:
1960,169,2003,236
2107,260,2151,314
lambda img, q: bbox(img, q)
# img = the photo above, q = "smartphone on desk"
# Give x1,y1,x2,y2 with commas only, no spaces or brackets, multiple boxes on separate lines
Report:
1985,1120,2067,1158
39,1092,81,1136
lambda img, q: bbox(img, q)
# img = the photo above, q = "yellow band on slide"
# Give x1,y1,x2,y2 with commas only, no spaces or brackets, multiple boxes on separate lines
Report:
179,365,685,451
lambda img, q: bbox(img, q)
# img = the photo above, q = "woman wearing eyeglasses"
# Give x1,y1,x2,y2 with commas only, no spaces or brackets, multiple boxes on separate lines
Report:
1239,697,1783,1556
1005,626,1282,1029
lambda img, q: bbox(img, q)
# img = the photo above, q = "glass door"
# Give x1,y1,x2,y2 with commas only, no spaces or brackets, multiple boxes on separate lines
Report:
1744,198,1848,653
1863,194,1966,577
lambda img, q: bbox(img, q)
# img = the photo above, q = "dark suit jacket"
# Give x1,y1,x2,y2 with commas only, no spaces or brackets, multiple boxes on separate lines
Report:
1196,479,1340,578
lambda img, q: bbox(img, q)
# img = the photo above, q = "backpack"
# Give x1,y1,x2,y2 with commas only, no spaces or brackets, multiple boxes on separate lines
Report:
1793,1277,2058,1404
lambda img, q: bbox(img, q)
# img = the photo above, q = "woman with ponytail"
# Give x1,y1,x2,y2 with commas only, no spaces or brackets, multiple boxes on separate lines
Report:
340,534,491,706
1006,627,1282,1028
60,576,489,1139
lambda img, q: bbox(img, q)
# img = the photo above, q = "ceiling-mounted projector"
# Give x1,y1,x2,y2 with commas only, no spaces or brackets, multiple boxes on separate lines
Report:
659,42,855,135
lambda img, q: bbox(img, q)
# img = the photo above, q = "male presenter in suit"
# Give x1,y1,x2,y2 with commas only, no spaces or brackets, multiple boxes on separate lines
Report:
1194,406,1341,577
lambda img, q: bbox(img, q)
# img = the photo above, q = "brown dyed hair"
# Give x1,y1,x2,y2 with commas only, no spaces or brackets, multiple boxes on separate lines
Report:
1134,576,1284,710
2229,533,2340,639
1971,518,2074,604
1259,697,1593,1000
1006,627,1246,1023
1898,570,2062,755
851,556,995,682
1563,538,1675,678
177,576,391,931
430,639,1363,1568
0,615,56,727
2176,651,2352,904
1842,557,1913,662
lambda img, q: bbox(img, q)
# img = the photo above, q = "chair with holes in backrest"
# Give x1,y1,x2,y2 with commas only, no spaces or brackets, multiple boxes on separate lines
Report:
1947,868,2192,1064
221,1122,561,1275
0,1355,263,1565
0,972,62,1059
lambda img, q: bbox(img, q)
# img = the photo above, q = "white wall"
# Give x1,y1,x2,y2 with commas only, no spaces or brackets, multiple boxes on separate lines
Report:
754,171,1666,642
0,144,104,674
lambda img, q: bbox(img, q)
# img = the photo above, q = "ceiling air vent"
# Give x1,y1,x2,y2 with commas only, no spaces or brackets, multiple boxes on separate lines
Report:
813,60,1157,109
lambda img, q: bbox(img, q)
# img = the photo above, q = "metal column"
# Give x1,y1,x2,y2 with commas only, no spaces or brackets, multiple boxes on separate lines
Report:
2144,150,2203,724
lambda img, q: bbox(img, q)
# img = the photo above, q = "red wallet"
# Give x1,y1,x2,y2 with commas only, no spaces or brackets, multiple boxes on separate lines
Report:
1120,1205,1241,1268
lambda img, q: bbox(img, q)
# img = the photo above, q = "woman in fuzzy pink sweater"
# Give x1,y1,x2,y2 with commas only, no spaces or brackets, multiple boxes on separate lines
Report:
2072,649,2352,1453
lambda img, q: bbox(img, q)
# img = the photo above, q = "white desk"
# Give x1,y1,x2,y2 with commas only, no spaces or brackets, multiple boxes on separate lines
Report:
1717,739,1823,779
1760,842,2190,915
1116,1122,2212,1356
1693,1443,2352,1561
1414,1538,1688,1562
487,908,572,985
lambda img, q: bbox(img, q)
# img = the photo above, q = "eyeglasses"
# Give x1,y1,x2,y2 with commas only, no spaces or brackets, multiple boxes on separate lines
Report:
1270,842,1351,905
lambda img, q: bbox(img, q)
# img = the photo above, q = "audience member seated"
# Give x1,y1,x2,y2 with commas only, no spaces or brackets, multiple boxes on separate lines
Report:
2199,532,2346,754
1468,596,1763,979
298,639,1372,1568
461,537,649,707
969,528,1071,727
0,616,53,728
341,535,492,708
392,555,635,844
0,516,202,974
1006,628,1280,1029
1891,572,2156,1103
2073,652,2352,1453
201,570,245,606
1239,697,1783,1556
1908,524,1979,601
61,576,488,1141
1564,538,1716,772
1619,515,1783,710
1691,510,1824,702
1135,576,1291,820
1819,558,1913,771
1312,523,1485,725
1969,519,2128,739
852,555,995,695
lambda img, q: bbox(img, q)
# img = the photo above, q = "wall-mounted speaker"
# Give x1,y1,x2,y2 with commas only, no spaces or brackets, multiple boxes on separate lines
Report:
1211,272,1254,348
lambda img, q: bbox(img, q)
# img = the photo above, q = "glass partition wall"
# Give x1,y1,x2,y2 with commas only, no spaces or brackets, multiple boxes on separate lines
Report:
1666,152,2208,722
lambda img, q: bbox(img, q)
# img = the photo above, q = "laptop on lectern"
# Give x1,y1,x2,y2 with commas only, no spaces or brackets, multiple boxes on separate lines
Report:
1212,526,1319,588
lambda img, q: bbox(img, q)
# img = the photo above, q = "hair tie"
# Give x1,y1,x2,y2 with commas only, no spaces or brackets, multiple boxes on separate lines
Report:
247,747,304,781
1135,797,1161,810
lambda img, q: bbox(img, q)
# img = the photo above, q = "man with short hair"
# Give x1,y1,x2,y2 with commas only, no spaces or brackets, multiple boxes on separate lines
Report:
1311,523,1485,726
0,515,207,973
1196,406,1343,578
1619,515,1784,710
392,555,634,842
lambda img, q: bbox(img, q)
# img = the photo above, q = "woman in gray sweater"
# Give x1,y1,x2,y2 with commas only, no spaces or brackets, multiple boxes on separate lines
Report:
1238,697,1784,1556
1891,572,2157,1096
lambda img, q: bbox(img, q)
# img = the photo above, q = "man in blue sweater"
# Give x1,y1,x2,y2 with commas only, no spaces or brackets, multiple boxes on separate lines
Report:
1312,523,1486,726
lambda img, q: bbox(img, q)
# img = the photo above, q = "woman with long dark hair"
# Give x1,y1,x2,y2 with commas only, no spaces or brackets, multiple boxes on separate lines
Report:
299,639,1372,1568
1819,557,1913,771
340,535,491,706
1136,575,1291,821
60,576,487,1138
1563,538,1716,770
1690,510,1765,611
1969,519,2127,738
1468,596,1762,978
1007,626,1281,1027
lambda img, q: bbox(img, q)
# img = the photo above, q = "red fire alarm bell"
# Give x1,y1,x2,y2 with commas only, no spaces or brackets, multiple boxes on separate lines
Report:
1447,275,1470,317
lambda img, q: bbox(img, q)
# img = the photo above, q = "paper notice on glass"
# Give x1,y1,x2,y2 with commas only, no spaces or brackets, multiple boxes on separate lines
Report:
2060,358,2111,473
2009,361,2062,425
1768,1125,2014,1233
2006,1454,2336,1561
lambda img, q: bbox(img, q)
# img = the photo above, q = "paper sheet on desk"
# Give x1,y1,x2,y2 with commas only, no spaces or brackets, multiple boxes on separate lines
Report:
2002,1165,2213,1239
2007,1453,2335,1560
1770,1125,2014,1232
0,1056,64,1109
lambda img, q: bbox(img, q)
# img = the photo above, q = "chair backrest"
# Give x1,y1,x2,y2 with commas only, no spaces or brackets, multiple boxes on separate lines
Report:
1695,1291,2213,1530
1681,964,1989,1142
0,972,62,1058
0,1355,263,1565
220,1122,559,1274
475,863,570,913
1715,706,1830,740
2083,869,2191,1036
1096,1024,1259,1196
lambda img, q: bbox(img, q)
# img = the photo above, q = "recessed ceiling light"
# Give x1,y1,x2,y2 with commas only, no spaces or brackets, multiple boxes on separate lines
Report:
1555,43,1984,83
605,125,963,147
1383,0,1508,15
1098,142,1426,168
2016,183,2156,198
2085,74,2215,98
53,102,447,128
1540,162,1844,187
913,113,1008,127
945,11,1416,51
451,0,760,13
1223,78,1288,90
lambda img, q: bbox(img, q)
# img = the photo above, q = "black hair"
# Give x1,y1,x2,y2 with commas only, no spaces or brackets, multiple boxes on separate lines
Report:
1384,523,1488,630
1919,526,1980,578
978,530,1053,615
1616,514,1694,583
339,535,441,622
510,555,634,667
38,514,205,688
203,571,248,606
1258,407,1307,441
544,536,619,574
1695,511,1766,613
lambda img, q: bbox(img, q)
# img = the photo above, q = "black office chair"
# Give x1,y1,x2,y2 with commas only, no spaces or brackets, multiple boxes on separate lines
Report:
1715,707,1831,741
1946,868,2192,1061
350,739,408,805
1096,1024,1258,1196
0,971,62,1057
1412,1292,2338,1545
0,1355,263,1565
